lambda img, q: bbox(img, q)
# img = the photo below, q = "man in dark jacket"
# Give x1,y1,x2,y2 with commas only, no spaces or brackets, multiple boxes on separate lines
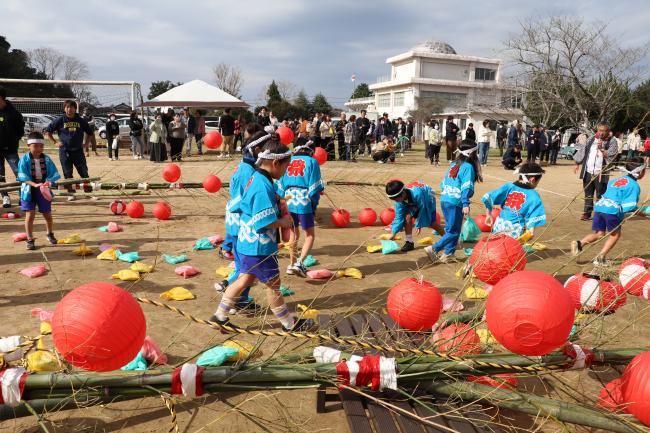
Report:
526,125,541,163
375,112,393,142
0,87,25,208
105,113,120,161
465,123,476,142
219,108,235,158
496,123,507,156
444,116,459,162
502,144,523,170
355,109,371,156
44,100,93,198
257,106,270,127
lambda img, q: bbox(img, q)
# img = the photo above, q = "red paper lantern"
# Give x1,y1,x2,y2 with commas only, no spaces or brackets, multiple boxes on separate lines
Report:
387,277,443,331
486,271,574,356
125,201,145,219
474,214,492,232
469,234,526,285
162,163,181,183
109,200,125,215
619,258,650,296
431,323,481,355
467,374,518,390
380,208,396,226
621,351,650,425
598,378,625,412
152,202,172,220
331,208,350,228
564,273,627,312
358,208,377,226
276,126,295,145
52,282,146,372
203,174,222,193
204,131,223,149
313,147,327,165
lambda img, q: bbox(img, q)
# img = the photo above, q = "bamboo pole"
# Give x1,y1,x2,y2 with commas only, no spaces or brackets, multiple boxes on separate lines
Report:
0,177,101,193
55,190,151,197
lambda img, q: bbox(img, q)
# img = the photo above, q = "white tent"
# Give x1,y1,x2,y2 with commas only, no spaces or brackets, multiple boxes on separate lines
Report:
141,79,248,108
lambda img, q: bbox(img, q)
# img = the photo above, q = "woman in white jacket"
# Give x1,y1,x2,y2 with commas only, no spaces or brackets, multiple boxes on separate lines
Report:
149,113,168,162
477,120,492,166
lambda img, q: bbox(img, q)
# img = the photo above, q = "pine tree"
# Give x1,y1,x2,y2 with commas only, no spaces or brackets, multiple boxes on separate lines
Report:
311,93,332,115
351,83,373,99
266,80,282,106
293,90,311,117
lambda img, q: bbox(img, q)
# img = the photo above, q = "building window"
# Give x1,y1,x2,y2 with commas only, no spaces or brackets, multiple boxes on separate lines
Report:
377,93,391,108
475,68,496,81
421,91,467,109
459,118,467,130
393,91,405,107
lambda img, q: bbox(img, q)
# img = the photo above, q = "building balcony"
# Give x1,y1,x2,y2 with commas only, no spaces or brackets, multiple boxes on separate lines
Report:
344,96,375,109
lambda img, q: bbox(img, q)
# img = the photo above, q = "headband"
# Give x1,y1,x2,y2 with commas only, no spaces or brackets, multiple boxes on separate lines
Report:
386,185,405,198
293,140,314,154
618,164,647,178
454,146,478,157
519,172,544,184
244,133,272,154
256,149,293,164
27,138,44,145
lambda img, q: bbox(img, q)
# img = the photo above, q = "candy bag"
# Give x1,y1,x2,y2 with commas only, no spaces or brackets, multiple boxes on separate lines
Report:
417,236,435,246
366,244,383,253
307,269,334,279
193,237,214,250
111,269,141,281
476,328,497,345
196,346,239,367
107,222,122,233
460,218,481,243
336,267,363,279
121,352,148,371
222,340,256,361
2,212,20,219
116,250,140,263
131,262,154,273
26,350,62,372
97,248,118,261
378,234,401,240
72,244,93,256
303,255,318,267
31,308,54,323
215,266,233,278
163,254,188,264
98,225,109,232
175,265,199,278
12,233,28,243
464,285,489,299
20,264,47,278
39,182,53,202
98,243,113,252
442,297,464,312
517,230,534,243
279,285,295,296
297,304,320,319
57,233,83,245
380,240,399,254
160,286,195,300
141,336,168,365
208,234,225,245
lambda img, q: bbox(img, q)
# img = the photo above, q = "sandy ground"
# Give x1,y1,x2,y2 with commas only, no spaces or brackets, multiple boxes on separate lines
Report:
1,145,649,433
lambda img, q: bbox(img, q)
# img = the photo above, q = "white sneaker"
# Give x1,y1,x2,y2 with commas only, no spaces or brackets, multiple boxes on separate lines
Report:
67,195,75,202
438,252,457,263
217,154,225,159
2,196,11,208
424,246,438,263
132,155,138,160
236,146,242,152
286,264,295,275
378,160,385,164
291,263,308,278
225,153,231,158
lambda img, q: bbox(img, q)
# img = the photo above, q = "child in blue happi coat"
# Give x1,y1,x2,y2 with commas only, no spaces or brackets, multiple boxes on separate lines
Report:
571,158,646,265
18,132,61,250
276,141,324,277
432,139,482,262
482,163,547,240
215,125,267,312
386,180,446,255
211,137,315,331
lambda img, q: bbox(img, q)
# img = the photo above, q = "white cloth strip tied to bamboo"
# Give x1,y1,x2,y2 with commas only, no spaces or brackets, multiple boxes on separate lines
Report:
137,182,149,190
170,363,205,398
0,336,25,362
562,342,594,370
335,354,397,391
91,182,102,191
0,367,28,407
313,346,362,363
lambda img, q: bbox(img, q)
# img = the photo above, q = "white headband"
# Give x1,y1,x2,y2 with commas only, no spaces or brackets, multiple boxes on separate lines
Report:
618,164,646,178
455,146,478,157
293,140,314,154
387,186,405,198
519,172,543,184
256,149,292,164
27,138,44,145
245,133,272,153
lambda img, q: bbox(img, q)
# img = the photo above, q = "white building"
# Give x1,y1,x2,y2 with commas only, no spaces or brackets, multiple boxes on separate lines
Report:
345,40,525,138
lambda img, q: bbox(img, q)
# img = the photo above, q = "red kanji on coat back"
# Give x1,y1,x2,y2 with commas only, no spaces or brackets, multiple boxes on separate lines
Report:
287,159,306,177
504,191,526,211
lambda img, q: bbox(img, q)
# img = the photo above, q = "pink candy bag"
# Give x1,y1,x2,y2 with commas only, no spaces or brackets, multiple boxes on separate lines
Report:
175,265,200,278
31,308,54,322
208,234,225,246
306,269,334,280
107,222,122,233
39,182,53,202
20,264,47,278
12,233,28,243
140,336,168,365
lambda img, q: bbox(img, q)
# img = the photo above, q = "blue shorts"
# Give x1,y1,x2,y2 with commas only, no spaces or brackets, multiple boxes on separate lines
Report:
291,212,315,230
21,188,51,213
239,254,279,283
592,212,622,232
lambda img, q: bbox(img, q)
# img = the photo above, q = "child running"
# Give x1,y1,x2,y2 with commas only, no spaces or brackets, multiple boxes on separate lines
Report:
482,163,547,240
430,139,482,262
210,136,314,331
276,141,324,277
571,158,646,265
386,180,446,254
18,132,61,250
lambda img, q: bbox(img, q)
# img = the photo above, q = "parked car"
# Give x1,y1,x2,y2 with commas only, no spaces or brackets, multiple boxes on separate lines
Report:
205,120,220,133
22,114,51,133
98,117,149,139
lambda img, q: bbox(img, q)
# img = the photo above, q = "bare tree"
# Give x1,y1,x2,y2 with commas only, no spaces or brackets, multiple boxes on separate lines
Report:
504,16,648,129
276,80,298,101
28,47,65,79
406,96,445,126
28,47,95,104
213,63,244,98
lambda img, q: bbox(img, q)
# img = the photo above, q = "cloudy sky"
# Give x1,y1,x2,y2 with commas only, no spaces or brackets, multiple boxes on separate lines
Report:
2,0,649,107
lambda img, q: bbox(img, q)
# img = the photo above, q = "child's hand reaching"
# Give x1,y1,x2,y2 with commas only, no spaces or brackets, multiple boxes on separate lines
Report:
484,213,493,227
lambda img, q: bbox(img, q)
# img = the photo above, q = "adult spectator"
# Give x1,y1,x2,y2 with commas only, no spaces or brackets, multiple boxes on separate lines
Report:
194,110,205,155
149,113,168,162
465,122,476,142
549,130,561,165
105,113,120,161
507,120,520,148
44,100,92,200
502,144,523,170
257,106,270,127
642,136,650,166
233,114,242,152
218,108,235,159
526,125,541,163
82,109,98,157
406,119,414,150
477,120,491,166
320,114,334,160
336,113,347,160
0,87,25,208
344,114,359,162
444,116,459,162
310,112,322,149
168,113,186,162
627,128,641,160
182,108,196,157
269,111,278,127
496,122,507,156
355,109,371,156
128,111,145,159
396,117,406,139
375,112,393,142
573,122,618,221
424,120,432,158
538,126,549,163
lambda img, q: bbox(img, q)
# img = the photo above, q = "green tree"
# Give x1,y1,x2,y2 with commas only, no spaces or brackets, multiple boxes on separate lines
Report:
311,93,332,115
350,82,373,99
148,80,182,100
266,80,282,106
293,90,311,117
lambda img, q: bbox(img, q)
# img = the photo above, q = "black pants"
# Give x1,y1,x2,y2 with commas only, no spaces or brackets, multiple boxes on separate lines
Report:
0,151,19,198
427,143,441,163
550,147,559,164
358,136,371,155
526,144,540,162
59,147,89,192
337,134,346,160
445,138,457,162
107,136,119,159
583,172,609,214
497,139,505,156
502,157,519,170
323,137,335,160
373,150,395,163
150,140,167,162
540,147,550,162
169,137,184,161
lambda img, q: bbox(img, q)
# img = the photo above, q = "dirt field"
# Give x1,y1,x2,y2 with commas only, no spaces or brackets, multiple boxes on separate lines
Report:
1,145,649,433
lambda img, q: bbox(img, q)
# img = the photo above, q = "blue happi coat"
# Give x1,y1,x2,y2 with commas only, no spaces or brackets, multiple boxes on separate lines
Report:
225,157,257,237
439,161,476,207
482,182,546,238
17,153,61,202
233,170,281,256
276,155,324,214
391,182,437,234
594,175,641,219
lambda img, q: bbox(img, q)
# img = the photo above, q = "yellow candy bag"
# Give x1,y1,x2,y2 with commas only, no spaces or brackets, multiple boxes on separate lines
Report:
297,304,320,319
57,233,83,244
131,262,154,273
27,350,62,372
464,285,489,299
97,248,117,261
476,329,497,345
378,234,401,240
112,269,141,281
342,267,363,279
222,340,256,361
366,244,383,253
160,287,195,301
215,266,233,278
525,242,547,251
417,237,435,246
517,230,533,243
72,244,93,256
39,322,52,334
